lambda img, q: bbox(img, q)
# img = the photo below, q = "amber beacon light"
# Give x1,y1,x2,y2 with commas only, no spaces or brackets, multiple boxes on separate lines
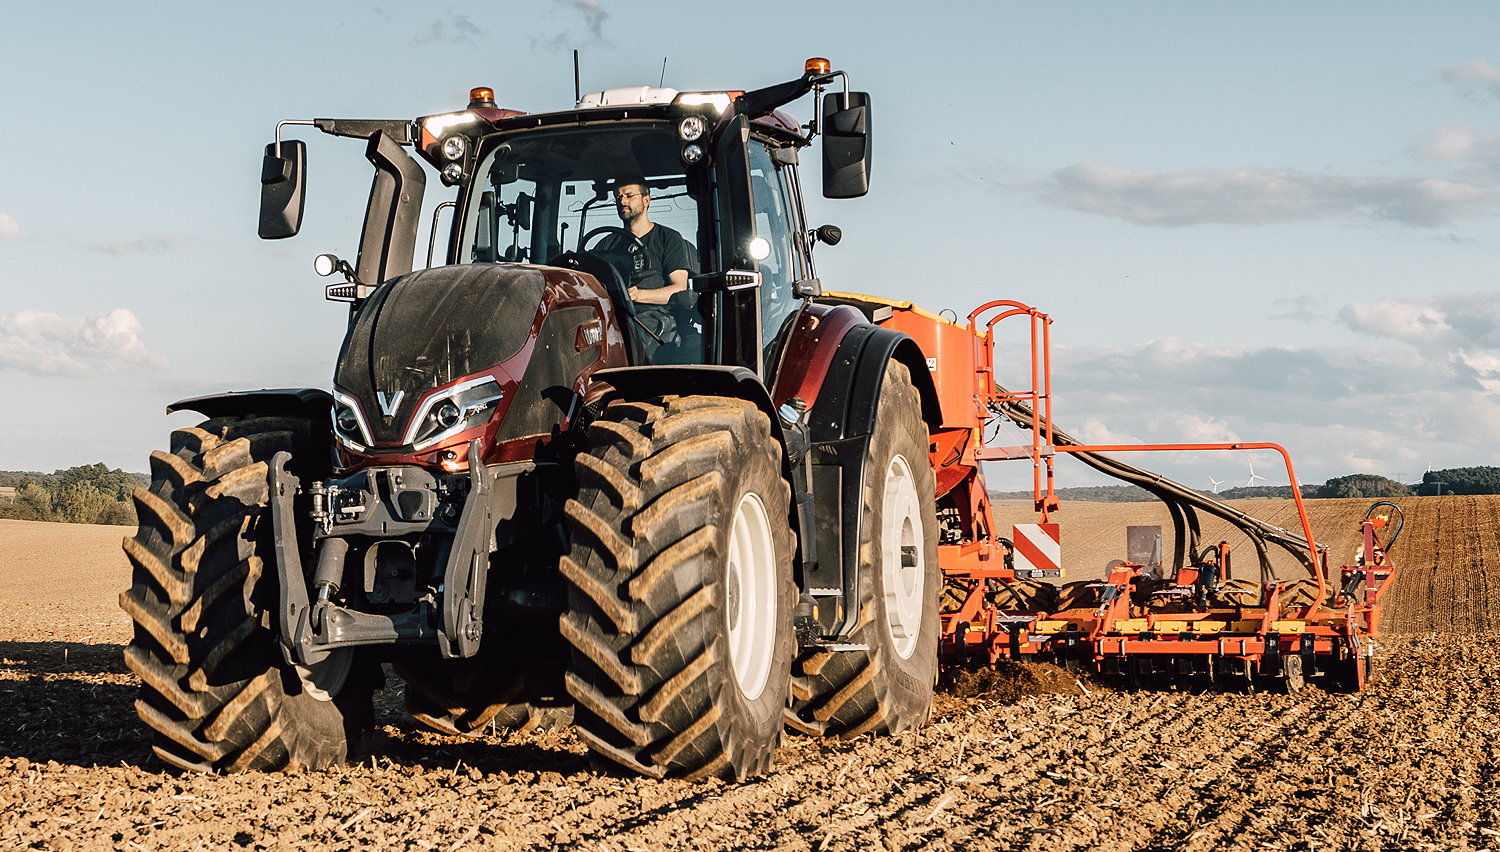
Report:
804,57,831,76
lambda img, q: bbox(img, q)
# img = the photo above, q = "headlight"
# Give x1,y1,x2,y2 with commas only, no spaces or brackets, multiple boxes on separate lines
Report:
331,391,373,450
405,376,504,451
681,143,705,166
442,162,464,184
441,135,467,160
678,115,707,142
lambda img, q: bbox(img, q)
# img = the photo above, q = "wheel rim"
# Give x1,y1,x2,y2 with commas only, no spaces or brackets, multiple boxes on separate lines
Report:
881,453,926,660
296,648,353,702
725,490,777,701
1284,654,1305,693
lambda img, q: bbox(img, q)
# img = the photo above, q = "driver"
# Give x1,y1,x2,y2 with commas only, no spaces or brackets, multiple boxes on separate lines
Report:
602,175,693,305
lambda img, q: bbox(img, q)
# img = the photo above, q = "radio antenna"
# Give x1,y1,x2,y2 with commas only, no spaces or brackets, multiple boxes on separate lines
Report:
659,57,668,87
573,49,581,103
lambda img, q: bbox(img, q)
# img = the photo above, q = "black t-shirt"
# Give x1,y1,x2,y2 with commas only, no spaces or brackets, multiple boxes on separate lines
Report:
599,224,692,291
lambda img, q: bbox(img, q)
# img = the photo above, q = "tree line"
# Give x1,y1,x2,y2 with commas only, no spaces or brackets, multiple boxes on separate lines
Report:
5,463,1499,525
0,464,147,526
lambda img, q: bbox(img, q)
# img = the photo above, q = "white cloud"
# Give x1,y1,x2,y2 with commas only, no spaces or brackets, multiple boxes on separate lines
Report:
1339,292,1500,355
0,213,24,241
1036,163,1497,227
1411,126,1500,162
1073,417,1140,445
1442,60,1500,101
0,308,169,377
1341,292,1500,394
1152,412,1240,444
89,235,185,255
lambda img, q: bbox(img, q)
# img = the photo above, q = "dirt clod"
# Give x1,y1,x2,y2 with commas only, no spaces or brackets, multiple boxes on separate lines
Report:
940,659,1084,701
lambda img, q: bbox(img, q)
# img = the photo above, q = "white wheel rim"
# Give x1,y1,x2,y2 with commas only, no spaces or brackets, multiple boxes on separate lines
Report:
725,490,777,701
882,453,925,660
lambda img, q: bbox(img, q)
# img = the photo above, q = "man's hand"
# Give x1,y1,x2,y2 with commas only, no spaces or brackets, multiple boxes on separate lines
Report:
628,284,677,305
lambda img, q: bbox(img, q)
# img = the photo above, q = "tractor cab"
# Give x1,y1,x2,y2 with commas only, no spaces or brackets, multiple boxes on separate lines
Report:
260,59,873,380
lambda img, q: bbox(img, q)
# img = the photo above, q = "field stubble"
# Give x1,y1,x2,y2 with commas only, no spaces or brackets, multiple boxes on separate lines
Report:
2,496,1498,850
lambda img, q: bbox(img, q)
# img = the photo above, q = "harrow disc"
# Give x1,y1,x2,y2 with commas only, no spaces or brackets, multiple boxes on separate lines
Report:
1278,579,1339,611
1210,578,1263,609
1053,581,1098,612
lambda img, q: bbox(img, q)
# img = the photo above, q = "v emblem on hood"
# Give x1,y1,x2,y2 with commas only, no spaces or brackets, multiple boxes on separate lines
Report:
376,390,405,417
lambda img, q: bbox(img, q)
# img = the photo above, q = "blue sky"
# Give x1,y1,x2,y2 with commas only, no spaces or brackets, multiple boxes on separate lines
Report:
3,1,1500,493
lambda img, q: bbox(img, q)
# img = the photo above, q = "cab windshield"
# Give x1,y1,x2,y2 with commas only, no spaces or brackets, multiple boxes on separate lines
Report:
462,123,709,363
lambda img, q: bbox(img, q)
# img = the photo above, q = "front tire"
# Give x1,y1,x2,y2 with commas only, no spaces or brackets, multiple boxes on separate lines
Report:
561,396,795,780
787,360,939,738
119,416,373,773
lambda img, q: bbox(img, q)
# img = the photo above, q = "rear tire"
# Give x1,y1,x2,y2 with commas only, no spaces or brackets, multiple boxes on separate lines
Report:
561,395,795,780
119,416,373,773
398,649,573,737
787,361,939,738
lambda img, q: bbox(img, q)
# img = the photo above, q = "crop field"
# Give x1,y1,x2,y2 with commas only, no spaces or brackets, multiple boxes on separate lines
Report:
2,496,1498,851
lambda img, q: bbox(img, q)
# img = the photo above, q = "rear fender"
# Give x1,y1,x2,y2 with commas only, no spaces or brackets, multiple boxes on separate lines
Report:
801,324,939,639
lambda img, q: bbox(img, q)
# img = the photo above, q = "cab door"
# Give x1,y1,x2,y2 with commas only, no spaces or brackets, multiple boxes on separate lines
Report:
746,139,815,386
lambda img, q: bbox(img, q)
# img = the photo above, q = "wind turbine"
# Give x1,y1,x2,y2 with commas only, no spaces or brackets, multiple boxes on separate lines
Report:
1245,462,1267,488
1208,475,1224,493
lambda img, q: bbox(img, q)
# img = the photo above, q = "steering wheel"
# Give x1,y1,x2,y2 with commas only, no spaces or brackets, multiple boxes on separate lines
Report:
580,226,644,254
547,250,636,318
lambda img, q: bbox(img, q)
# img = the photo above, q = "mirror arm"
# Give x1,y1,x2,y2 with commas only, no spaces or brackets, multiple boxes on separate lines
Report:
274,119,315,156
312,118,416,145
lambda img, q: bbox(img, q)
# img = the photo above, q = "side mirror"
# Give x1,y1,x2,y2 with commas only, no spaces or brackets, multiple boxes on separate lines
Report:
509,192,533,230
259,139,306,239
821,92,872,199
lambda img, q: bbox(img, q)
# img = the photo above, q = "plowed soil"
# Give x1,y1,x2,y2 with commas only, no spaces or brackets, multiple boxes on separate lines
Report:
4,497,1499,851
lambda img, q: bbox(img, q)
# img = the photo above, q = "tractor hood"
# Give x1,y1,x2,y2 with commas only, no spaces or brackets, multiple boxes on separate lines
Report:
335,264,547,446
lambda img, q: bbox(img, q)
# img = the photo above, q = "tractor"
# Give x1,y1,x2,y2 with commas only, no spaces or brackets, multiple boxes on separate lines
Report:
120,59,944,781
121,58,1397,783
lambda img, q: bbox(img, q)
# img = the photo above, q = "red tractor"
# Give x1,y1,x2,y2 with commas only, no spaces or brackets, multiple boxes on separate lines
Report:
121,59,945,780
121,58,1394,783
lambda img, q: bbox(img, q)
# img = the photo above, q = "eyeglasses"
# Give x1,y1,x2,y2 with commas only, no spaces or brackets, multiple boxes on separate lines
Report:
615,191,644,201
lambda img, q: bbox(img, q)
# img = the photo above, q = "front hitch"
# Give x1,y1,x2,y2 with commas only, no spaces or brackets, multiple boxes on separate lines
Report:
266,447,531,665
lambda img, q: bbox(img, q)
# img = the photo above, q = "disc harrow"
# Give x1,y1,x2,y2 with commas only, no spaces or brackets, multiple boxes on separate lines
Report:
837,293,1402,694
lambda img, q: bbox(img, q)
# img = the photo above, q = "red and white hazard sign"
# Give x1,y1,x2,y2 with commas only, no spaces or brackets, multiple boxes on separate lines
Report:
1012,522,1062,578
